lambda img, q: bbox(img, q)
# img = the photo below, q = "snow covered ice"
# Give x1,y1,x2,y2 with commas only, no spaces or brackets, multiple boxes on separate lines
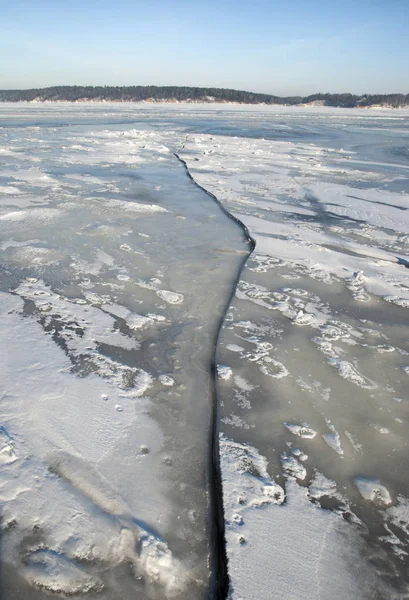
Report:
0,105,250,599
1,103,409,599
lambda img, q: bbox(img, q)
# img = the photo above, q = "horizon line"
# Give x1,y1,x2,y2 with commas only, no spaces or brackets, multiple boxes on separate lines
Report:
1,85,408,96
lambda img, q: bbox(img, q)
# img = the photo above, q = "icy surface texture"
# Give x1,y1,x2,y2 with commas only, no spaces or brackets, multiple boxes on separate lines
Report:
1,103,409,599
179,109,409,597
0,105,249,599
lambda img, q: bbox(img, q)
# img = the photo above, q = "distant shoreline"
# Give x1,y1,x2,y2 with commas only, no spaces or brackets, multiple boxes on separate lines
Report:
1,99,409,110
0,86,408,109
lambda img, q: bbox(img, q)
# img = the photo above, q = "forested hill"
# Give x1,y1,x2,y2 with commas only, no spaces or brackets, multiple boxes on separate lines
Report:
0,86,408,107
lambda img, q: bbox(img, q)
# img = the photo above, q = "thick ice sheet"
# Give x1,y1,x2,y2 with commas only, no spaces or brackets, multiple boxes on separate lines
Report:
0,109,249,599
2,103,409,599
221,438,379,600
180,123,409,597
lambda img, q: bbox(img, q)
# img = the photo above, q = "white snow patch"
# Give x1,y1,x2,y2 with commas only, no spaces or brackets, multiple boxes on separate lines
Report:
322,421,344,456
308,472,338,501
280,452,307,480
354,477,392,506
217,364,233,380
284,422,317,439
156,290,184,304
226,344,245,353
158,374,175,387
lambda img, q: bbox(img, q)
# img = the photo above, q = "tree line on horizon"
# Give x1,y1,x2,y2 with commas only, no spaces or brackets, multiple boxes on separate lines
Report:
0,86,408,107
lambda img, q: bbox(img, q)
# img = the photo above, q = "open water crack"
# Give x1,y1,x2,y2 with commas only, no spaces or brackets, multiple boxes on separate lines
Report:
174,149,256,600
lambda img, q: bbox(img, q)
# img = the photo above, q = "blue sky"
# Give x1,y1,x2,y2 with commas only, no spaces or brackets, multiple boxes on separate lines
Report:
1,0,408,94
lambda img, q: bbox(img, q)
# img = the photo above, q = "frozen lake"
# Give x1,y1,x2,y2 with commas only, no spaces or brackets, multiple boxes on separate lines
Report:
0,103,409,599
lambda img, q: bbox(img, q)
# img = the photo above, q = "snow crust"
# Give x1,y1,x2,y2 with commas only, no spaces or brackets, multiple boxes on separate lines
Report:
2,103,409,598
0,292,186,595
181,134,409,304
221,437,379,600
178,114,409,596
